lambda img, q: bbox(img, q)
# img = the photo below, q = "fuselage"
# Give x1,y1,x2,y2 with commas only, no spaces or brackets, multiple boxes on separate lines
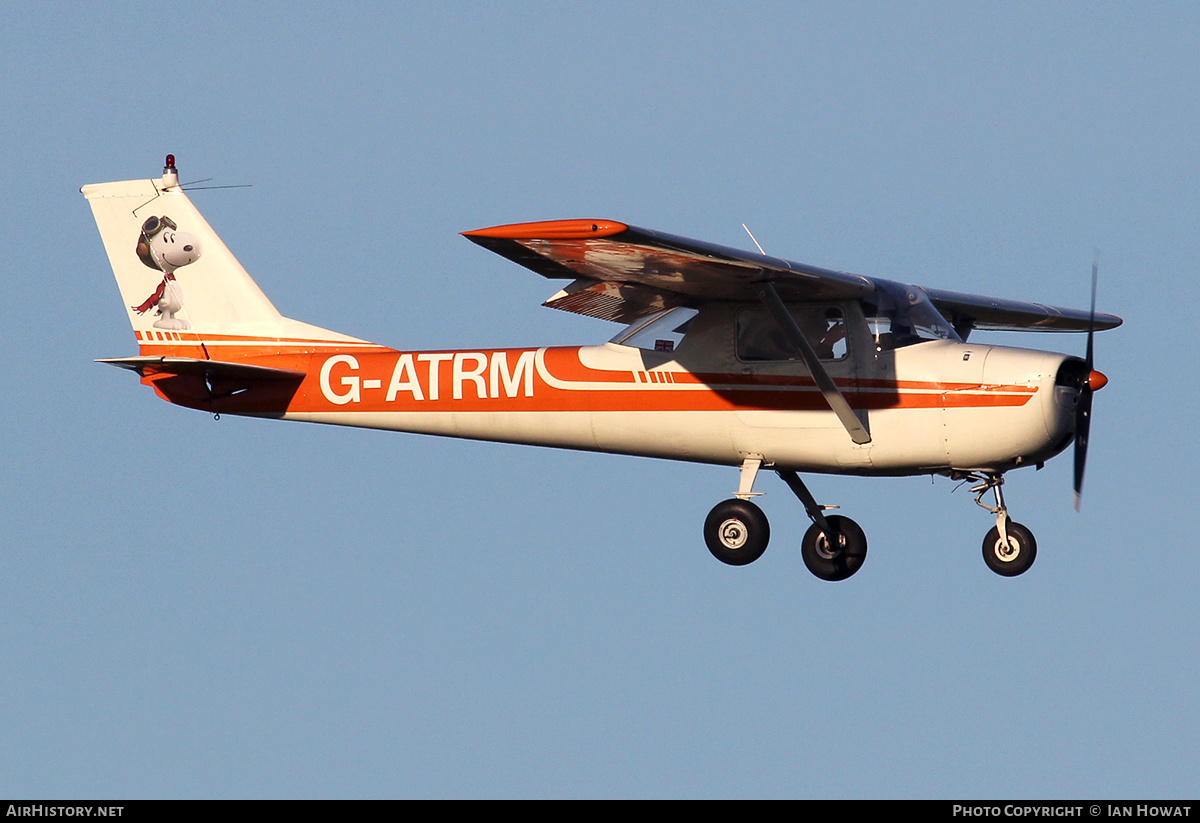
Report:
134,300,1083,478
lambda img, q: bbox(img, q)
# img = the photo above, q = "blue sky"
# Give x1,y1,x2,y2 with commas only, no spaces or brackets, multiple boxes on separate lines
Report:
2,1,1197,798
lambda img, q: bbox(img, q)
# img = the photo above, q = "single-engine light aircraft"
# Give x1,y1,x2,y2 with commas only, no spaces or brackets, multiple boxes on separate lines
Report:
83,157,1120,580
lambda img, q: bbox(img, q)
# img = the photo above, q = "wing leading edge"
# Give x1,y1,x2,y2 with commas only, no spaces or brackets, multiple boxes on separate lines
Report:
463,219,1123,333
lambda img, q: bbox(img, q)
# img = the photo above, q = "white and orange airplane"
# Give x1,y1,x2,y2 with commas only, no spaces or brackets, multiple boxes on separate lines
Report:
83,157,1120,580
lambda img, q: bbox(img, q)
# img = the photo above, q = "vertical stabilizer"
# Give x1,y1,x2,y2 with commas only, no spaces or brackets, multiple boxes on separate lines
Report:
82,156,366,352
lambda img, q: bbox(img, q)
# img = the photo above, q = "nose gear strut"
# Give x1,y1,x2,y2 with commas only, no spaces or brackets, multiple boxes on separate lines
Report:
951,471,1038,576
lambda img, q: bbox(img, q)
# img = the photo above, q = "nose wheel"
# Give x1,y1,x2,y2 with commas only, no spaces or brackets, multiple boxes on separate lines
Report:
982,519,1037,577
960,472,1038,577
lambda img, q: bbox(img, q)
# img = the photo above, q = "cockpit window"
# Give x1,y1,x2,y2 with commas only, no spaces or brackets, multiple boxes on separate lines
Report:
860,282,960,351
610,307,698,352
737,305,848,362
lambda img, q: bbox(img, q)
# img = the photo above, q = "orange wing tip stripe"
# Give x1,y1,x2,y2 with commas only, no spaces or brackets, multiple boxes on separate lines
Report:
462,219,629,240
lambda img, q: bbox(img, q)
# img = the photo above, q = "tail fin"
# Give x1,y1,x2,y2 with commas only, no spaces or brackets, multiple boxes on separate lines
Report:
82,157,366,356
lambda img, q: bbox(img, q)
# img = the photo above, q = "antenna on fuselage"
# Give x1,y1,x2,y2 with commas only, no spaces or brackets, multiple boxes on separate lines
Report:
742,223,767,255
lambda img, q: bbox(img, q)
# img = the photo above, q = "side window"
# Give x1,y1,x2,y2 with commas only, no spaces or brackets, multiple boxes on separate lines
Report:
737,306,847,362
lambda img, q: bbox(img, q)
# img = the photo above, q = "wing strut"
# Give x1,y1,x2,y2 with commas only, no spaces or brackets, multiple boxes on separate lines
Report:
756,282,871,444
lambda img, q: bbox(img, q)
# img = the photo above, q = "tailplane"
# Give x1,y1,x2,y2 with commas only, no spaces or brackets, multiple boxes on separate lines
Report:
82,156,366,355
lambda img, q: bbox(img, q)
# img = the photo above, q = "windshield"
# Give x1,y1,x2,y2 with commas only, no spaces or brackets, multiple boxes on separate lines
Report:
860,282,959,351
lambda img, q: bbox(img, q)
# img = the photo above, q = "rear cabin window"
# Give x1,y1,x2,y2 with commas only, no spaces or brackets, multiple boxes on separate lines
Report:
610,307,698,352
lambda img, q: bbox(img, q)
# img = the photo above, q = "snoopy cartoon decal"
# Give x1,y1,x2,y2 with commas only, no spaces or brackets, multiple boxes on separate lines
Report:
131,211,203,329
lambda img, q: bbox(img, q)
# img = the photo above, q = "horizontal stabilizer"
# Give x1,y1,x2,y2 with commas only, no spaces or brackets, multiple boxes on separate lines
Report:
96,356,305,380
96,356,305,415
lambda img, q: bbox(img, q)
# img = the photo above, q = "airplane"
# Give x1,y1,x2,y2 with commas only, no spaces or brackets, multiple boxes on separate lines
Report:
82,156,1120,580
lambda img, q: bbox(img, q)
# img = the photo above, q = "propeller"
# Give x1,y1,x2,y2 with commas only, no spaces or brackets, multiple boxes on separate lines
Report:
1073,252,1107,509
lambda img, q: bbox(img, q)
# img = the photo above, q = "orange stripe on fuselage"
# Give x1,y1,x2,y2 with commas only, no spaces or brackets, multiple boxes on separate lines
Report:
137,339,1037,415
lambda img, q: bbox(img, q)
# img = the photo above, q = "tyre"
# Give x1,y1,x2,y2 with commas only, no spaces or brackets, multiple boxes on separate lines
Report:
982,520,1037,577
703,499,770,566
801,515,867,581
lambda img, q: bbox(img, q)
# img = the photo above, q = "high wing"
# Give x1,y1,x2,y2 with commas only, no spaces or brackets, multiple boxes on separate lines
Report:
463,219,1122,333
922,287,1122,334
462,220,873,323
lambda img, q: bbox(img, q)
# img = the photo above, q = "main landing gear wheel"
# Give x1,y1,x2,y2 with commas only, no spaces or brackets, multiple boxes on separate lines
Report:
801,515,867,581
704,499,769,566
982,520,1037,577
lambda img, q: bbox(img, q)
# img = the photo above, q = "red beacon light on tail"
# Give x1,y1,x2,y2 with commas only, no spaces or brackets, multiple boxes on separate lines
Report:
161,154,178,189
